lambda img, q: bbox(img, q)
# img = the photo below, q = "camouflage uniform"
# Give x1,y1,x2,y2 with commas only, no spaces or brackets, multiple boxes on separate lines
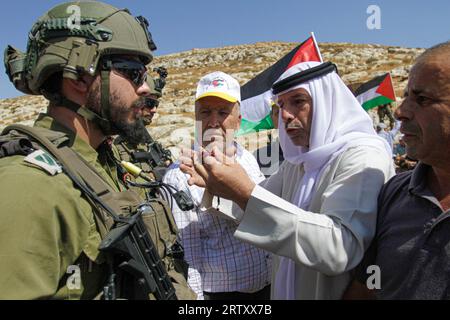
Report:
1,1,194,300
0,115,111,299
377,104,395,128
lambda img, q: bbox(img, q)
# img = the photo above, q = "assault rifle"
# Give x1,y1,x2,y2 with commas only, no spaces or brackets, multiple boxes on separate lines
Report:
131,139,172,169
99,204,177,300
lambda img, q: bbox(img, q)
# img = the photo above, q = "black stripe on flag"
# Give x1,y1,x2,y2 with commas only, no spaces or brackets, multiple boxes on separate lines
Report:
240,42,306,100
354,73,388,97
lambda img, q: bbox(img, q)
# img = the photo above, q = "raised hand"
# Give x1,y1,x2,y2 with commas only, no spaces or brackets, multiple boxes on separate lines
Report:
179,147,207,188
200,146,255,210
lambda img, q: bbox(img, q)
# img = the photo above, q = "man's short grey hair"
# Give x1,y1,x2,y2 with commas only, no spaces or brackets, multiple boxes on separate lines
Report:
416,40,450,63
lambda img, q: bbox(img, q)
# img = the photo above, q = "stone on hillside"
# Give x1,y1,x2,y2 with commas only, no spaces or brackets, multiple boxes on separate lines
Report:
388,47,410,54
154,115,194,126
169,127,194,146
253,57,263,64
173,97,190,107
391,66,410,79
182,105,195,113
342,71,369,83
148,124,178,140
162,107,181,114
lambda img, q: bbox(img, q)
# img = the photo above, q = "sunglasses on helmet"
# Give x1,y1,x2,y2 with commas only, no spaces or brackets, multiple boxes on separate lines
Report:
109,58,148,87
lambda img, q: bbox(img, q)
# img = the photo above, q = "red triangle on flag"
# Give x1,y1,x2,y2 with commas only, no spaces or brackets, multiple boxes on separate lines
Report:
286,36,321,69
375,73,396,101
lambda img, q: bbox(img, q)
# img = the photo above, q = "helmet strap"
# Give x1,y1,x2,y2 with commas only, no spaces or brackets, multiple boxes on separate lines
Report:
53,95,112,132
100,67,113,134
43,71,114,135
44,59,118,135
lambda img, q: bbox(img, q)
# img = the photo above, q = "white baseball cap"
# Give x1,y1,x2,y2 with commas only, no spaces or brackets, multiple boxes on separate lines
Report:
195,71,241,103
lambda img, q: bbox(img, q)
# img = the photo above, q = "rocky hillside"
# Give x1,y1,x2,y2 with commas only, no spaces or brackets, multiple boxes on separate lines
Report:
0,41,424,157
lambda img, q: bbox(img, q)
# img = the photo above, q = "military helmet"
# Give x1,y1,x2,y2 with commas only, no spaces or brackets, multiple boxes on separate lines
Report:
4,1,156,96
147,75,162,98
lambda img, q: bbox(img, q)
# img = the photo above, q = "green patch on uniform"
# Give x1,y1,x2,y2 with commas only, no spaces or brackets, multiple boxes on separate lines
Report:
24,149,62,176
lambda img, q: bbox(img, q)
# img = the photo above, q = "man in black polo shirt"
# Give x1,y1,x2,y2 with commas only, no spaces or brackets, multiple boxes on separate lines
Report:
344,41,450,299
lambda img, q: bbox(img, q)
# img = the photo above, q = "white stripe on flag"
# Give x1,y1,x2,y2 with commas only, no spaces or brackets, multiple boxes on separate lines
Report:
356,86,380,105
241,90,273,122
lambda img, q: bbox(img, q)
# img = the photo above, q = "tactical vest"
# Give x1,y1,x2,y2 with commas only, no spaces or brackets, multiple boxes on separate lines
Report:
0,124,195,300
115,138,154,173
113,135,173,182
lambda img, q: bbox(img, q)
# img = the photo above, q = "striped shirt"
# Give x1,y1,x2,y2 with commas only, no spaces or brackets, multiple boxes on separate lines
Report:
163,143,272,299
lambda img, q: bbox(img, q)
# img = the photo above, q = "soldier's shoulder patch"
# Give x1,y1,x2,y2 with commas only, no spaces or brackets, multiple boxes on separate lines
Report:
24,149,62,176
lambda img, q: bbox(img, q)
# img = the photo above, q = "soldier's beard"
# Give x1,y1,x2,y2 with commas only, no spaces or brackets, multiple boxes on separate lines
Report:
141,113,153,126
86,86,151,145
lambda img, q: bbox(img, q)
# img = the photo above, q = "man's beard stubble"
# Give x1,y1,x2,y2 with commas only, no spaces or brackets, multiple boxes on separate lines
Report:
86,84,151,145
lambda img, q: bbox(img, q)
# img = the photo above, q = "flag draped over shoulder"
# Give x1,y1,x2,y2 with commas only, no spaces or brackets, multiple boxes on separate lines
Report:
238,35,322,135
354,73,396,111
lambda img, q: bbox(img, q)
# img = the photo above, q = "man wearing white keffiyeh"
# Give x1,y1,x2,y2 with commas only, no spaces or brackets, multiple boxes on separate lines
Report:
180,61,395,299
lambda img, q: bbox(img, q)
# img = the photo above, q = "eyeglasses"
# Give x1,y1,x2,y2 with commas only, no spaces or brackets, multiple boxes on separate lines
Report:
145,97,159,109
110,58,148,87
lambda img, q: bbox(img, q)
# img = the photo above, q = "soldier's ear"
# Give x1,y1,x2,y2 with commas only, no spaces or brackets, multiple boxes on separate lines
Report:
64,78,89,94
65,74,96,94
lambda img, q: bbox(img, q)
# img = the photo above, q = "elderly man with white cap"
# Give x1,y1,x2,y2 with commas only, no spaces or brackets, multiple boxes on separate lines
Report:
180,62,395,299
163,71,271,300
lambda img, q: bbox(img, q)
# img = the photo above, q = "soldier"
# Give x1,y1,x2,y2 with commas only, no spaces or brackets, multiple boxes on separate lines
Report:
0,1,194,300
114,67,173,183
377,103,395,128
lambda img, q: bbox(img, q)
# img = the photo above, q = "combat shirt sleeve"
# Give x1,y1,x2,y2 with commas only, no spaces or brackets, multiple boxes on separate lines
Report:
0,158,96,299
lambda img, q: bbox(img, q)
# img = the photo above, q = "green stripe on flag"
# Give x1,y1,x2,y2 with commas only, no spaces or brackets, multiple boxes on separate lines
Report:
362,96,394,111
237,113,274,136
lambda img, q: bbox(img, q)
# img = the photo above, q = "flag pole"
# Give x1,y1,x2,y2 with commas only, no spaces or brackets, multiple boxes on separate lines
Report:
310,32,323,62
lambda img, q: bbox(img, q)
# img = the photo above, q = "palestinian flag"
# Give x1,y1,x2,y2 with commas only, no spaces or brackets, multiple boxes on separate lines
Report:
354,73,396,111
238,34,322,135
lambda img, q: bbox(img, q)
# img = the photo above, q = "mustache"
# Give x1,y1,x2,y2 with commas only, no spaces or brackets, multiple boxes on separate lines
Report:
285,122,302,129
400,122,420,135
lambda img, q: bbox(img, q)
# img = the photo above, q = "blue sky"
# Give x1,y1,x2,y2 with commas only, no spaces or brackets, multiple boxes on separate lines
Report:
1,0,449,98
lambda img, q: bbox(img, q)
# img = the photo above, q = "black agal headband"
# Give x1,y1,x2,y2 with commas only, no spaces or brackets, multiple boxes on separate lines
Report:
272,62,338,95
